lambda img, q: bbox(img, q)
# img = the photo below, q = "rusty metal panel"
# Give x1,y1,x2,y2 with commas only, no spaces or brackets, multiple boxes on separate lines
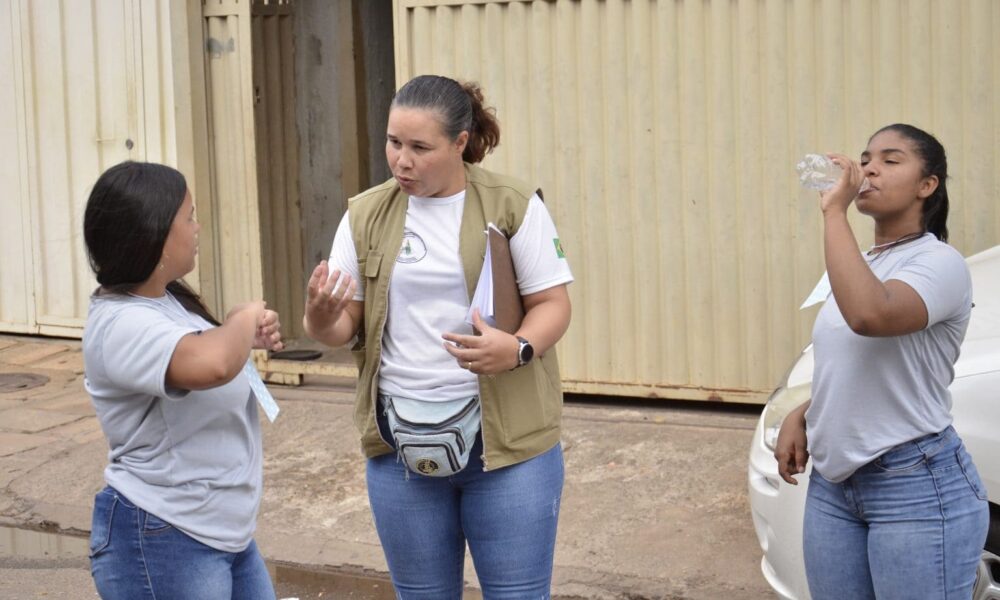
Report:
251,0,304,338
394,0,1000,402
0,0,177,336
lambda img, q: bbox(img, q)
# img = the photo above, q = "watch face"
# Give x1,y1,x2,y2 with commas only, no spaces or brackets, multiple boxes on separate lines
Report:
518,338,534,364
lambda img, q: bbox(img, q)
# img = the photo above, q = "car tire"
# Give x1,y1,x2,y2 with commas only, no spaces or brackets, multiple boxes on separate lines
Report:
974,503,1000,600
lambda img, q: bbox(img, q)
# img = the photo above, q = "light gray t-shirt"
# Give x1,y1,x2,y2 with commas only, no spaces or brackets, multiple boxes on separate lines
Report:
806,234,972,483
82,292,263,552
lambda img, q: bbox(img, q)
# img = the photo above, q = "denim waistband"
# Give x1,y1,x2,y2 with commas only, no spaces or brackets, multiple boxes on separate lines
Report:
904,425,958,454
99,485,137,509
856,425,959,474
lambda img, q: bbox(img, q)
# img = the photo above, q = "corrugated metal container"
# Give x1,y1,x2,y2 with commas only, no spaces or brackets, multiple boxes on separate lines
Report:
0,0,179,335
199,0,304,335
393,0,1000,402
200,0,267,312
0,1,33,333
0,0,303,342
251,0,305,339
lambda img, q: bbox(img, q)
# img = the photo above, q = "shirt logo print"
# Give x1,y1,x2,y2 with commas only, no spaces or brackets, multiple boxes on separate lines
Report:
397,230,428,264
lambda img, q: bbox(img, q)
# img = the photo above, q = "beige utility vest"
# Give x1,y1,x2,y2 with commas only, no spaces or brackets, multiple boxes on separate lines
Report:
348,163,563,471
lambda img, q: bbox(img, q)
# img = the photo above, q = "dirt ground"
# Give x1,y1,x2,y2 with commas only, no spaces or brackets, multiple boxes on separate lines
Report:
1,335,774,599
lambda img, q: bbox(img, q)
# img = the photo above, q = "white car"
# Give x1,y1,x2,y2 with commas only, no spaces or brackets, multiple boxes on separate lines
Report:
748,244,1000,600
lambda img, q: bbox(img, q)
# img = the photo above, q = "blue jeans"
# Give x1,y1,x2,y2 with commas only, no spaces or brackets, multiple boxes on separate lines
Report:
803,426,989,600
89,486,275,600
367,432,564,599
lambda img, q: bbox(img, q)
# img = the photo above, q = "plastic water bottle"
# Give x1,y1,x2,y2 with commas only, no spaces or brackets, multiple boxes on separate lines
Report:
796,153,871,193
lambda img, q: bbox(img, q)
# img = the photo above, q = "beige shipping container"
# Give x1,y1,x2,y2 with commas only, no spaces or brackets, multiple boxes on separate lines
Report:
0,0,290,339
393,0,1000,403
0,0,188,336
5,0,999,404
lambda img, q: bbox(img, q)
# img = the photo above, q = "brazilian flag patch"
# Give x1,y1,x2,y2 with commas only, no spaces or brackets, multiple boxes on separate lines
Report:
553,238,566,258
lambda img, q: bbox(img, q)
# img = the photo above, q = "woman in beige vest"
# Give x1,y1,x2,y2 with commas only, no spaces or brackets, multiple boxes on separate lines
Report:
304,75,574,598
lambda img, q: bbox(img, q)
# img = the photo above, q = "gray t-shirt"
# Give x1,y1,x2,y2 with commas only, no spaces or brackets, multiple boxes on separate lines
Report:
82,292,263,552
806,234,972,483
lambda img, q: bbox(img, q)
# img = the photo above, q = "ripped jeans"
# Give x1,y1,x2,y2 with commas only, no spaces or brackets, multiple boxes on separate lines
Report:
366,428,564,600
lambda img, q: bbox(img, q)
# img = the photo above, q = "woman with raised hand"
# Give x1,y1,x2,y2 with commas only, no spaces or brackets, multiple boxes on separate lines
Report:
83,161,283,600
304,74,573,598
775,124,988,599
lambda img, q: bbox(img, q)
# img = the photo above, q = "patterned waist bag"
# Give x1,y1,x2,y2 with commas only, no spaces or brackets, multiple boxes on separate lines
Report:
381,395,481,477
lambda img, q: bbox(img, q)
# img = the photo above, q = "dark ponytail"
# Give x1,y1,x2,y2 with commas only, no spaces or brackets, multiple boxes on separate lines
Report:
83,161,220,325
459,82,500,164
872,123,950,242
392,75,500,164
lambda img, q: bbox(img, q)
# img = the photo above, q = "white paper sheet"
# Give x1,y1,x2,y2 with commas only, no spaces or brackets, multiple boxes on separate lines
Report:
243,360,280,422
465,223,503,328
800,271,831,309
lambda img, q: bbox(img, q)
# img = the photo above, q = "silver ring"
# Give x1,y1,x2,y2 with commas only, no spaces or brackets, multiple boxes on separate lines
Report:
466,361,472,370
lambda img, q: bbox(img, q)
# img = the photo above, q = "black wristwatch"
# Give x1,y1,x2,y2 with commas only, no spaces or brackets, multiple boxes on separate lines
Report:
515,336,534,368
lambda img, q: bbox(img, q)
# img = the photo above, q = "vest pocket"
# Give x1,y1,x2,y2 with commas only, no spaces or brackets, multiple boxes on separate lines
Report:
362,251,383,279
497,363,558,445
357,250,382,368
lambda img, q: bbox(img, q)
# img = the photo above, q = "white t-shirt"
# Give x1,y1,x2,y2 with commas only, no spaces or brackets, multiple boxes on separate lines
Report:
329,191,573,402
83,293,263,552
806,234,972,482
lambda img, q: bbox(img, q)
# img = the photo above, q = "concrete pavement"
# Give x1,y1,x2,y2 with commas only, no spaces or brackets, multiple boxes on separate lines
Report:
0,334,772,599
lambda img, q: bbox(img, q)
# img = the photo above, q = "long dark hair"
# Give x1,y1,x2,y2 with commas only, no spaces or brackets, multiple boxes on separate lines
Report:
391,74,501,164
871,123,950,242
83,161,219,325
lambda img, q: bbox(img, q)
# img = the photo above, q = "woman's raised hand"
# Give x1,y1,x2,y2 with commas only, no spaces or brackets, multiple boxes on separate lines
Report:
305,261,357,331
254,308,283,351
819,153,867,215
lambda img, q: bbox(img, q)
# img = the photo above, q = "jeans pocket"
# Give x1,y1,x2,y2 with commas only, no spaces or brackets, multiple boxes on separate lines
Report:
88,490,116,558
141,509,174,534
956,448,989,502
873,445,925,473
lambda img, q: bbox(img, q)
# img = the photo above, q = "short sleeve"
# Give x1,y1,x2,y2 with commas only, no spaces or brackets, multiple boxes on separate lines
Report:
509,194,574,295
101,307,201,398
328,211,364,301
891,245,971,328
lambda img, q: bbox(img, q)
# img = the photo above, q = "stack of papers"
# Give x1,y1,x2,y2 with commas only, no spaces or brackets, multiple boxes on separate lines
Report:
466,223,504,328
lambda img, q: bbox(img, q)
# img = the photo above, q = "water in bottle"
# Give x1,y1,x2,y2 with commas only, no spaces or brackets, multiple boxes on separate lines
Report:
796,154,871,193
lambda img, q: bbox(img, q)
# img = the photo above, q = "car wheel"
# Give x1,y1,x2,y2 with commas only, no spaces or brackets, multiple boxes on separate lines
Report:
974,504,1000,600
